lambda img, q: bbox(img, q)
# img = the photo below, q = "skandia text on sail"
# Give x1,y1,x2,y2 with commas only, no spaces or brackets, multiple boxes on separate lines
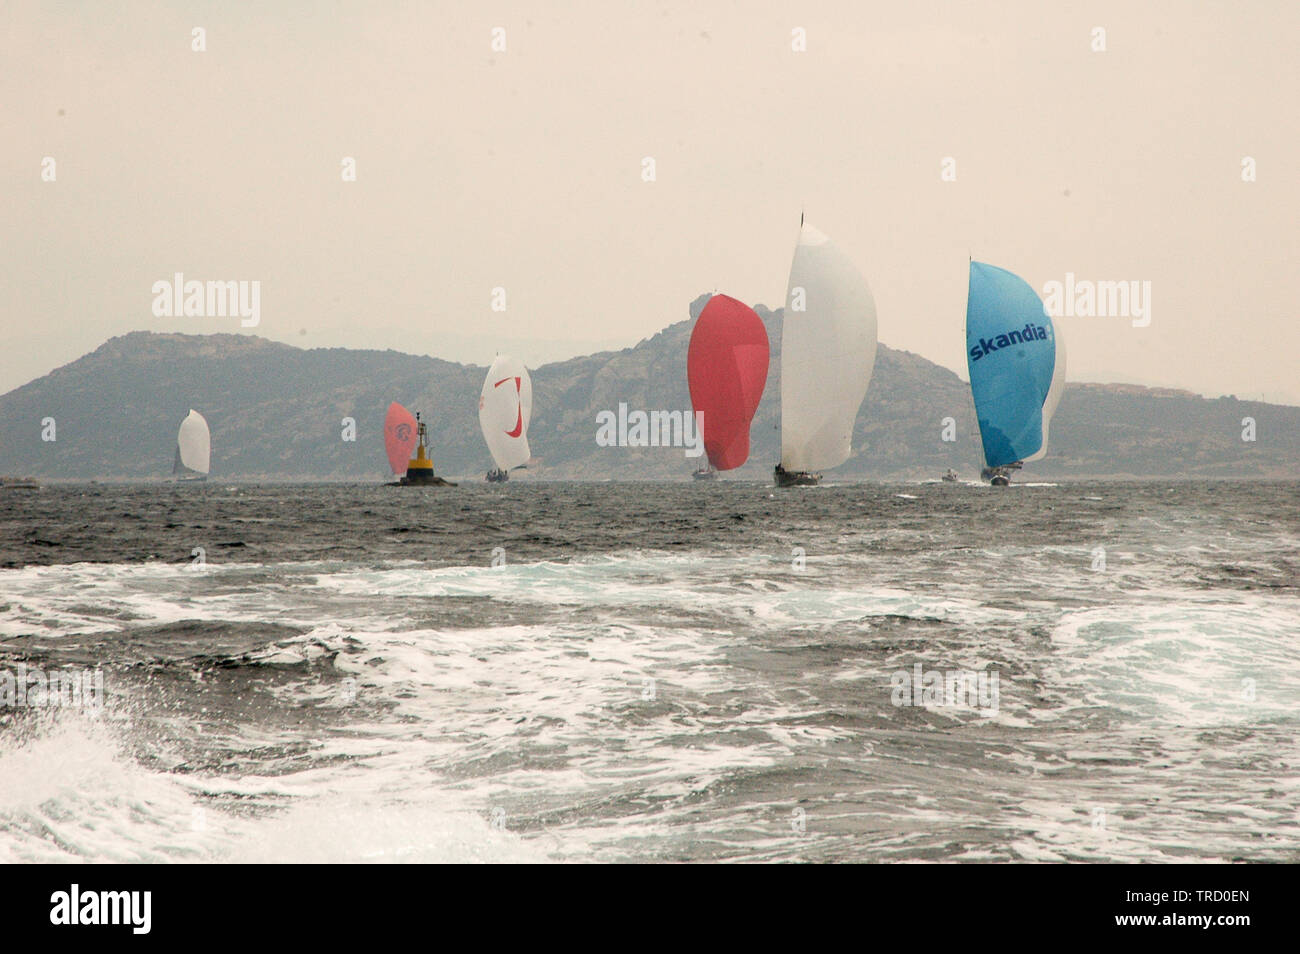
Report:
968,324,1050,362
151,273,260,327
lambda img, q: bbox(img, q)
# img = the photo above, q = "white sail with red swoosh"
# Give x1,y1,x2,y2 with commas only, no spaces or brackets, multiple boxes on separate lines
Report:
479,354,533,471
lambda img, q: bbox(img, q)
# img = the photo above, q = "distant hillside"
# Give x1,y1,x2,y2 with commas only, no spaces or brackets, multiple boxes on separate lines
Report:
1,296,1296,480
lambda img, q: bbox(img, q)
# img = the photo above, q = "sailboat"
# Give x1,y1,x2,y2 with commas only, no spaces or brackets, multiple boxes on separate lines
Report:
687,294,770,479
774,220,878,487
479,355,532,482
383,402,419,476
965,261,1066,486
173,409,210,481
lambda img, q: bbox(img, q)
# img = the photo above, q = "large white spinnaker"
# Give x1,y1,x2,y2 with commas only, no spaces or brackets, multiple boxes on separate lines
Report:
779,223,878,472
175,409,211,475
1024,326,1066,463
478,355,532,471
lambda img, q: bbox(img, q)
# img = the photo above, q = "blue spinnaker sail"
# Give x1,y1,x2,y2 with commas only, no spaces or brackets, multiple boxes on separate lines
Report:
965,262,1057,468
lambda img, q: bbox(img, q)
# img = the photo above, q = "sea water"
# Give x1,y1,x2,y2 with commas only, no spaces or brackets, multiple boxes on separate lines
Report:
0,481,1296,862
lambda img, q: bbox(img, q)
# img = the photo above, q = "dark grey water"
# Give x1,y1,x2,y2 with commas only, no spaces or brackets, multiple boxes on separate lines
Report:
1,480,1297,862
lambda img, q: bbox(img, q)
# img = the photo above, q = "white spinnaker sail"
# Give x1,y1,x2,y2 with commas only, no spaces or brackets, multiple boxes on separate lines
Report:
478,355,532,470
1024,327,1066,463
176,409,211,475
779,223,878,472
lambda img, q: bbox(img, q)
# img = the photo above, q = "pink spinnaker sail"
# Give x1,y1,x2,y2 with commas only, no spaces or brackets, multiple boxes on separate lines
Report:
384,402,418,474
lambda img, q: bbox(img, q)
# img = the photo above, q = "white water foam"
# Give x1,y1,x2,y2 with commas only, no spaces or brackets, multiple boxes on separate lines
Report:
2,545,1296,863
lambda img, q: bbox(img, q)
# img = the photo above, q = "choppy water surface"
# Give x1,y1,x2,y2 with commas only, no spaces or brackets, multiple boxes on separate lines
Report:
0,481,1297,862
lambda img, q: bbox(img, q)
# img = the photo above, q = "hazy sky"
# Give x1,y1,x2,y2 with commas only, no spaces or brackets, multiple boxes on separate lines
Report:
5,1,1298,402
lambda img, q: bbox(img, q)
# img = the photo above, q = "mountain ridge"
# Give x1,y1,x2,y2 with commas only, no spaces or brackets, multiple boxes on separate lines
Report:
2,295,1296,480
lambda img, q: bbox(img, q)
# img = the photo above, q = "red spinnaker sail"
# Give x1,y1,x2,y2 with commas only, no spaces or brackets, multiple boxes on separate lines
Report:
384,402,418,474
687,294,770,470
